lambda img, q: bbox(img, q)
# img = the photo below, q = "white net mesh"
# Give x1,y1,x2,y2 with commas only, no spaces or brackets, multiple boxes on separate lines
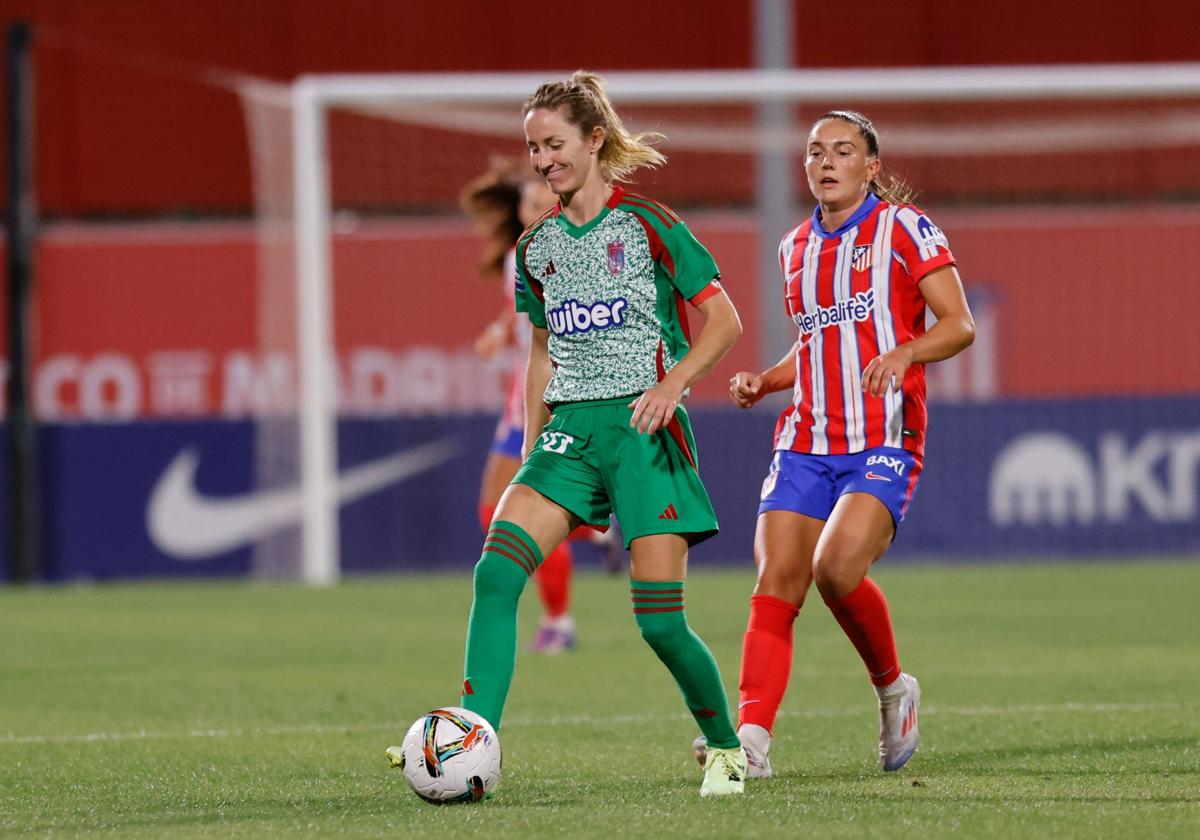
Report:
313,95,1200,211
241,81,304,579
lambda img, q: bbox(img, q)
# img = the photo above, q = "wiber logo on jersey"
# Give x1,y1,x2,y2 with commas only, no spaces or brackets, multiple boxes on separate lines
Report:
793,289,875,334
547,298,629,336
606,239,626,275
916,216,949,251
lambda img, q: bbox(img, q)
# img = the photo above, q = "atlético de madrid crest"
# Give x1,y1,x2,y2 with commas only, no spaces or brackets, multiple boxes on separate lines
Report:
852,244,872,272
607,239,626,275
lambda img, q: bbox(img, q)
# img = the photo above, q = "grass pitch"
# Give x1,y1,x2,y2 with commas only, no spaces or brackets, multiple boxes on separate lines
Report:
2,560,1198,838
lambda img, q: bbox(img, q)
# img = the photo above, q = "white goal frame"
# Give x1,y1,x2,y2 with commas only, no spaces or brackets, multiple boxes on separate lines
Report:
287,63,1200,586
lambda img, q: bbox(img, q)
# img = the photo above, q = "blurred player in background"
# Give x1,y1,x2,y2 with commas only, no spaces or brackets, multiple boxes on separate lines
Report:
462,160,584,654
458,71,748,796
694,110,975,777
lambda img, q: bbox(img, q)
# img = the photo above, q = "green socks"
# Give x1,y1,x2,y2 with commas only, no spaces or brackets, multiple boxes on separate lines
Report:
460,540,737,750
631,580,739,749
461,521,540,730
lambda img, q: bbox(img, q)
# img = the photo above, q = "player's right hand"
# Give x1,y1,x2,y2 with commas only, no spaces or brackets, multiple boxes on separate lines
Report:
729,372,763,409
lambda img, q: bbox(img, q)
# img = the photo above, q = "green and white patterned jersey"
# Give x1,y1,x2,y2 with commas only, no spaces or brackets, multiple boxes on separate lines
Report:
514,187,722,406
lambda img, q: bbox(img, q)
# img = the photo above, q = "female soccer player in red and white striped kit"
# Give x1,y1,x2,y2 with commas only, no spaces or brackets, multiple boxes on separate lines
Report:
696,110,975,776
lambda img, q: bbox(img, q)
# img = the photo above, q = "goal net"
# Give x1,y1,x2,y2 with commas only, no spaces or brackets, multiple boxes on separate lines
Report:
239,65,1200,584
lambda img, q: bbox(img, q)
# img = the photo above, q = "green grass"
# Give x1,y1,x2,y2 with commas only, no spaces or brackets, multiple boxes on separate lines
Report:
2,560,1198,838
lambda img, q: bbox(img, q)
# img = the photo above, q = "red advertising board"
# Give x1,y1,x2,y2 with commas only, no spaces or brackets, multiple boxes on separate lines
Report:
1,206,1196,421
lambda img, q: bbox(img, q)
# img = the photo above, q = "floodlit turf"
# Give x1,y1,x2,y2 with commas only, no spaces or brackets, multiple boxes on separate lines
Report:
1,560,1198,838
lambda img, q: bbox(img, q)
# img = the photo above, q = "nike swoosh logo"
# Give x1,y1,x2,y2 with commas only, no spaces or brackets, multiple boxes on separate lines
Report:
147,438,459,559
864,471,892,482
738,699,761,709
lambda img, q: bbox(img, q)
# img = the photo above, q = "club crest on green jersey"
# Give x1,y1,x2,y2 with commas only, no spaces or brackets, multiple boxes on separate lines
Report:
606,239,626,275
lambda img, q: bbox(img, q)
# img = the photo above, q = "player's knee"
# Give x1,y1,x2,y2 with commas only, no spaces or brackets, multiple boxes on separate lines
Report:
473,552,528,600
636,616,687,654
812,548,861,601
638,624,674,654
752,568,810,608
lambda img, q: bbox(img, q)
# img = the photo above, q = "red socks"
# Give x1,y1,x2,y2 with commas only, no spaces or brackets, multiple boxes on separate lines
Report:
737,578,901,733
737,594,800,733
567,524,597,542
535,541,572,617
823,577,901,687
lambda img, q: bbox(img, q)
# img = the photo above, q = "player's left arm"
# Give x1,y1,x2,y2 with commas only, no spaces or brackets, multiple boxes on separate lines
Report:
523,326,553,458
628,288,742,434
861,265,975,397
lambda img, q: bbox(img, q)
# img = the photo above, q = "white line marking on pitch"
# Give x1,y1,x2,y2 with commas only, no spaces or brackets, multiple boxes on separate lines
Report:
0,701,1190,746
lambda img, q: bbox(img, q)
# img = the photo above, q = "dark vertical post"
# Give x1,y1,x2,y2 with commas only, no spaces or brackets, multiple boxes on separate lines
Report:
6,21,39,583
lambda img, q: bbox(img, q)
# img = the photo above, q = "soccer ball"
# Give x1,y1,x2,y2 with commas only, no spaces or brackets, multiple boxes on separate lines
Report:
392,707,501,804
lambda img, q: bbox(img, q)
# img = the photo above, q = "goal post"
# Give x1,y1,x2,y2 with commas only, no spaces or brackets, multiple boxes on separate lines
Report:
292,79,338,587
247,63,1200,585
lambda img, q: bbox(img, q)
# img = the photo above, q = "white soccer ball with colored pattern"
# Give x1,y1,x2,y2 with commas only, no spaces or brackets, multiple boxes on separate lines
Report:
395,707,501,803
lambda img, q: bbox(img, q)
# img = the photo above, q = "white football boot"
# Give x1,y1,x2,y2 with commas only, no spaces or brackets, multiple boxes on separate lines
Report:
877,672,921,771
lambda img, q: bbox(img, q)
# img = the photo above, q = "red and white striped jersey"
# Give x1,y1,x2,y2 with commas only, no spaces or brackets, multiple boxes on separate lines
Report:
773,194,956,457
499,247,530,433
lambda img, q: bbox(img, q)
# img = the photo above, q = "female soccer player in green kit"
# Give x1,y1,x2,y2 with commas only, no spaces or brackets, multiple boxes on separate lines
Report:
460,71,747,796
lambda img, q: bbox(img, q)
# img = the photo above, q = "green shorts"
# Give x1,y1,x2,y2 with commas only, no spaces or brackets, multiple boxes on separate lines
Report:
512,397,718,548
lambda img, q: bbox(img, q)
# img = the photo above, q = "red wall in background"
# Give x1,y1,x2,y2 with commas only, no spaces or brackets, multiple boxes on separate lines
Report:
0,0,1197,216
0,207,1196,421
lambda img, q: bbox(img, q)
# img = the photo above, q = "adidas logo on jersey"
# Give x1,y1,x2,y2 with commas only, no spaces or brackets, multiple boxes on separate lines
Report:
547,298,629,336
793,289,875,335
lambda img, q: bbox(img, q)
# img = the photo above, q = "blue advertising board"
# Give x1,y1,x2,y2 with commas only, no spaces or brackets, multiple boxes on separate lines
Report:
3,396,1198,582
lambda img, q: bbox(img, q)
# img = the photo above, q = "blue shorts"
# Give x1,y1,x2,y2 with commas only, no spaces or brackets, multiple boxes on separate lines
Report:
491,422,524,459
757,447,923,527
